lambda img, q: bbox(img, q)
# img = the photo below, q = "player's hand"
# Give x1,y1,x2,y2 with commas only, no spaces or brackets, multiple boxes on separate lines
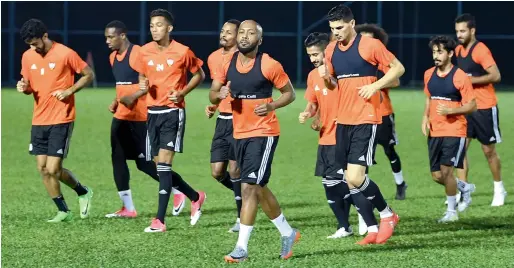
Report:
436,103,451,116
218,81,231,100
421,115,430,136
17,78,30,93
254,103,274,116
205,105,217,119
311,117,321,131
108,99,118,113
52,89,73,101
357,84,380,100
298,112,311,124
169,89,184,104
119,95,136,108
317,59,329,79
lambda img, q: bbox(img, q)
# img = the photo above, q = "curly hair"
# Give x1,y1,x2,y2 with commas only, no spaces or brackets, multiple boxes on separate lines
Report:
20,19,47,42
355,23,389,46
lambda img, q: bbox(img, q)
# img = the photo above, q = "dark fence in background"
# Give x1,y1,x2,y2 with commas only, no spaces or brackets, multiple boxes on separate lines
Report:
2,1,514,87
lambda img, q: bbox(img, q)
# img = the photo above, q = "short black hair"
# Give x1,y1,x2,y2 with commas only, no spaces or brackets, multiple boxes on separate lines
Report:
429,35,457,53
226,19,241,29
20,19,47,42
455,13,476,29
327,4,354,23
355,23,389,46
304,32,330,49
150,9,174,25
105,20,127,34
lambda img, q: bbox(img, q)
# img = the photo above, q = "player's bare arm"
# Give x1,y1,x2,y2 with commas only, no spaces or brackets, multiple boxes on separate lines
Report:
384,78,401,89
358,58,405,99
298,102,318,124
421,96,430,136
169,68,206,103
53,66,95,101
437,98,477,116
254,80,296,116
209,80,230,105
470,64,501,85
119,73,148,107
310,109,321,131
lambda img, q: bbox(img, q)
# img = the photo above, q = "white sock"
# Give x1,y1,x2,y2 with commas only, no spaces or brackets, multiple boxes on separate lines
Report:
118,190,135,211
236,224,253,251
271,213,293,237
456,178,470,192
494,181,505,193
367,225,378,233
393,171,404,185
236,218,240,223
172,188,183,195
447,195,457,212
379,206,393,219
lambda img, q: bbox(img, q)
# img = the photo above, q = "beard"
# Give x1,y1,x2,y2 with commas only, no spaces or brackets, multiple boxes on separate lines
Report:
237,42,258,54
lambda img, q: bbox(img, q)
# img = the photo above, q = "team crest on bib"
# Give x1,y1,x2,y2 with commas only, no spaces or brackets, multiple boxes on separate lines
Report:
49,63,56,70
166,59,174,66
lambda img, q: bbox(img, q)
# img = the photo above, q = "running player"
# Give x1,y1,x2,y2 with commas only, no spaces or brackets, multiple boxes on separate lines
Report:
17,19,94,222
103,20,160,218
205,19,242,232
323,4,404,245
209,20,299,262
355,23,408,200
422,35,477,222
298,32,354,239
454,13,506,207
127,9,207,232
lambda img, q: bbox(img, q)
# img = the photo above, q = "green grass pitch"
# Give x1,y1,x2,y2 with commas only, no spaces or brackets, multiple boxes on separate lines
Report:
2,88,513,267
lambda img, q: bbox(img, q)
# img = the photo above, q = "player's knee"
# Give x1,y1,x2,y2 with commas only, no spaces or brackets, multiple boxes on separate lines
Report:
211,169,224,180
46,166,62,178
37,165,49,177
157,149,173,164
228,168,240,179
241,183,260,197
431,172,443,183
482,145,497,159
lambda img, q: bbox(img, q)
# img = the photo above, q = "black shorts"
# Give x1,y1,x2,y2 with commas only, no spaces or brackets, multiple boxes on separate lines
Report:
147,108,186,157
428,136,466,172
315,145,344,179
376,114,398,147
235,136,279,187
210,113,236,163
111,118,151,161
29,122,74,158
467,106,502,145
336,124,378,168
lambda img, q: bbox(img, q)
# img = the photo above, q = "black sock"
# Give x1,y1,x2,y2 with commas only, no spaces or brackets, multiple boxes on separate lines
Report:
232,178,242,218
135,159,159,182
171,170,199,202
350,189,377,227
384,145,402,173
73,182,88,196
217,171,234,191
53,195,70,212
323,178,350,230
358,175,389,212
112,154,130,191
157,163,173,223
